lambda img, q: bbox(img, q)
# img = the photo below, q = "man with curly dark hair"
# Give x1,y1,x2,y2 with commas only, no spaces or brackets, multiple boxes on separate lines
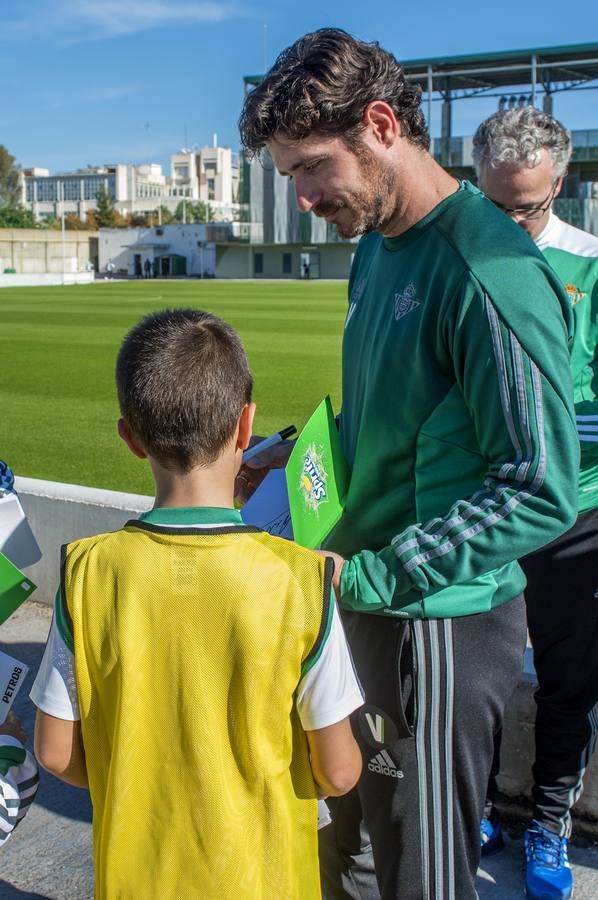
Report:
239,29,579,900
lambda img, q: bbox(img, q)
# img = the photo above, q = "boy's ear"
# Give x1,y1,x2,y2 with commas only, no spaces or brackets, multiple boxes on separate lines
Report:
236,403,256,451
118,419,147,459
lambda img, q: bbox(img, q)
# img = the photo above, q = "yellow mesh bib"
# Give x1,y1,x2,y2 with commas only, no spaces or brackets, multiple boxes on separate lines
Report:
63,523,330,899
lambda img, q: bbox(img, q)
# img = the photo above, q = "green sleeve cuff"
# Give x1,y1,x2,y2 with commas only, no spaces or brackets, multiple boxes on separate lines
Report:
339,549,397,613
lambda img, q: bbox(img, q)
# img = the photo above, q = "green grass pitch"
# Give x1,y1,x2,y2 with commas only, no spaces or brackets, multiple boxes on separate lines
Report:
0,280,348,496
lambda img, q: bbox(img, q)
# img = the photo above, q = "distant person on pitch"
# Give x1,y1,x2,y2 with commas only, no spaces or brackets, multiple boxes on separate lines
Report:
31,308,363,900
474,106,598,900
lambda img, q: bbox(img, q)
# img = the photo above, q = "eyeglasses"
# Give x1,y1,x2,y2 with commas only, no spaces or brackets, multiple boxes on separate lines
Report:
489,181,559,220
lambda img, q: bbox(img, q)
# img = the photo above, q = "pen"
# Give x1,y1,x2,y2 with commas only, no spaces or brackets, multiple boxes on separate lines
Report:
242,425,297,463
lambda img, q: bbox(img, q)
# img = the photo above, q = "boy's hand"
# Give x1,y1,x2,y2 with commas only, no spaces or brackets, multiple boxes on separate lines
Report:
235,436,295,504
316,550,345,601
0,711,27,745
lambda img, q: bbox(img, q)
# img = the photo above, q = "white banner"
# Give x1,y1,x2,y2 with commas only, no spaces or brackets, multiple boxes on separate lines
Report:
0,650,29,724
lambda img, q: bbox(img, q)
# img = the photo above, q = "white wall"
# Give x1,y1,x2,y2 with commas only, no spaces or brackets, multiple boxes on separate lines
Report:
14,476,152,608
99,224,216,276
0,272,94,288
0,229,98,276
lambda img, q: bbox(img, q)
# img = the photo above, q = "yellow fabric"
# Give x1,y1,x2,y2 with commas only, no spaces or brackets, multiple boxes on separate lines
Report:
63,524,328,900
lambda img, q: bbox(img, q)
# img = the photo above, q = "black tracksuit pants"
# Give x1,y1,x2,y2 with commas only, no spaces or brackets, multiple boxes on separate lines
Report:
320,596,527,900
487,508,598,837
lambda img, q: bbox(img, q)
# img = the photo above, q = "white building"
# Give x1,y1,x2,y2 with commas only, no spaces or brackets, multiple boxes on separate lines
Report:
99,223,216,278
22,163,168,222
22,146,242,223
170,144,240,220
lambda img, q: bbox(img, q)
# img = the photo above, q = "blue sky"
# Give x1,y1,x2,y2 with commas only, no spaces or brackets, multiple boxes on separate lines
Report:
2,0,597,174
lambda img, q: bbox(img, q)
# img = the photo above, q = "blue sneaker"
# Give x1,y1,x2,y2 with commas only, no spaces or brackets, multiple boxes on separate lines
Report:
524,821,573,899
480,816,504,855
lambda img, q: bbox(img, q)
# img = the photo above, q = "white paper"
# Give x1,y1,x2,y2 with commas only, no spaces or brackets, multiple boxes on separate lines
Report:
241,469,293,539
317,798,332,829
0,492,42,569
0,650,29,724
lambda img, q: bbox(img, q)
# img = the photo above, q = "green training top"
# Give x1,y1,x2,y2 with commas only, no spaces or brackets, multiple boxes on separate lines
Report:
326,181,579,619
536,212,598,513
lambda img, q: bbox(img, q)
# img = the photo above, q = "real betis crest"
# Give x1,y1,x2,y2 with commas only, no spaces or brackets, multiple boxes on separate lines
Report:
394,282,420,320
565,283,586,305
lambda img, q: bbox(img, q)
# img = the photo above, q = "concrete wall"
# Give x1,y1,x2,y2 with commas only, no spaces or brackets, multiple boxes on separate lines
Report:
0,229,98,275
11,474,598,826
14,476,152,607
216,244,253,278
0,272,95,288
215,243,354,280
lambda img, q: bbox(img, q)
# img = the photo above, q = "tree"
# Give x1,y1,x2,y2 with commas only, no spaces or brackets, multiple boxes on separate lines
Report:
0,145,21,207
128,212,150,227
113,210,130,228
0,204,36,228
156,205,175,225
94,185,116,228
174,200,214,224
64,212,89,230
40,215,62,230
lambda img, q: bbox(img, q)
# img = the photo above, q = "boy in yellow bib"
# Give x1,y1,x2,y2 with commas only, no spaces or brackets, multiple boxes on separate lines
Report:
31,309,363,900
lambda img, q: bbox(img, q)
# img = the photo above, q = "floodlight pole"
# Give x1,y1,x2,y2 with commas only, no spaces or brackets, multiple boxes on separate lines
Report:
60,182,66,285
427,66,433,133
531,54,537,107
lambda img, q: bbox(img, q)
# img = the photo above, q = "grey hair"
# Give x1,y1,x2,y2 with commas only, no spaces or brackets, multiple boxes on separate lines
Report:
472,107,572,178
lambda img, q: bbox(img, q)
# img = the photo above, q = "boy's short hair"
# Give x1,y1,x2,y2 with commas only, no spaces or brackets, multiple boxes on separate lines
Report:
116,309,253,471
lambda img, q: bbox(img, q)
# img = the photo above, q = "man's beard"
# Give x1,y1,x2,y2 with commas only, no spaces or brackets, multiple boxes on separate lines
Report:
315,143,397,239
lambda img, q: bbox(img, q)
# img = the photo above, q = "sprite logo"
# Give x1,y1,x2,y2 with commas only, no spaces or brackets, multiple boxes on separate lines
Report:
301,444,327,510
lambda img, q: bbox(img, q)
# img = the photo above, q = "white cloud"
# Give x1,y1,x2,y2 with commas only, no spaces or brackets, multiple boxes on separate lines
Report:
2,1,247,42
69,1,244,36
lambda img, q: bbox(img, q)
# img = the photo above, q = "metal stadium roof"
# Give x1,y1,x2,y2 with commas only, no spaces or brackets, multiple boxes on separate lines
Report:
244,41,598,100
243,43,598,178
401,42,598,100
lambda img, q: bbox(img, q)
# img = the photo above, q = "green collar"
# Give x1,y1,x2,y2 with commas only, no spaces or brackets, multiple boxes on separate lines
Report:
382,180,474,252
138,506,244,527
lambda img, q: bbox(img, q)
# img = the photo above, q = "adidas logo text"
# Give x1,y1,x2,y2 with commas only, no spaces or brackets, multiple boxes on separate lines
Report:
368,749,404,779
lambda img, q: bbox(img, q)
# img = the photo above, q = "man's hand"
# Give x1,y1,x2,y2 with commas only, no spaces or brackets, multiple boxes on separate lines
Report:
0,711,27,744
235,436,295,504
316,550,346,601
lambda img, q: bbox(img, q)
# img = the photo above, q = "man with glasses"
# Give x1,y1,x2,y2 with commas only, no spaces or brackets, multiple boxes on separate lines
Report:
473,107,598,900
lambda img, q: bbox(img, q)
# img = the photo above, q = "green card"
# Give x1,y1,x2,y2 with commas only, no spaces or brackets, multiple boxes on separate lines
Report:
0,551,37,625
286,396,350,548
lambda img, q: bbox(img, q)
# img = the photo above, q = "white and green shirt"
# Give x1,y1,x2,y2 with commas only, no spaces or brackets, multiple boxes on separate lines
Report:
537,211,598,512
0,737,38,846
